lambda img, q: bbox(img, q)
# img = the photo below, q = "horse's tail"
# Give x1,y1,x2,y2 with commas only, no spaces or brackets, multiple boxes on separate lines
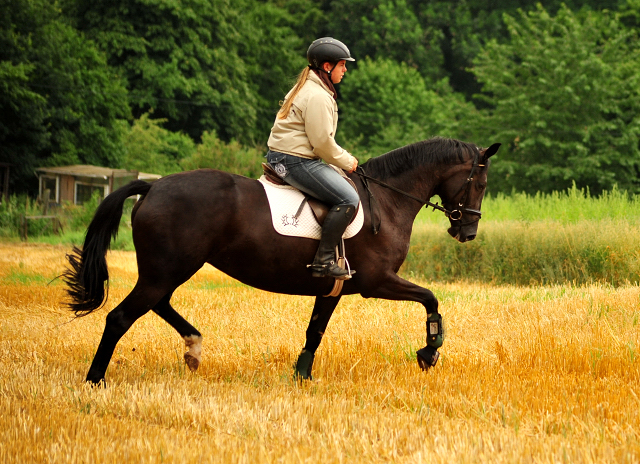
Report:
63,180,152,317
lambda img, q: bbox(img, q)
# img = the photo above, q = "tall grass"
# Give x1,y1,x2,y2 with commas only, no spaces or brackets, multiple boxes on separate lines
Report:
417,183,640,225
405,185,640,285
404,220,640,286
0,193,135,250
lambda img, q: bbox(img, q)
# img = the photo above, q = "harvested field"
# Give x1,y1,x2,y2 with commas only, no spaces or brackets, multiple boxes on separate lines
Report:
1,243,639,463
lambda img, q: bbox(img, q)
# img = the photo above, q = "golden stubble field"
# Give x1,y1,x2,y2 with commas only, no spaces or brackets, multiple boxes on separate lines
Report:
1,242,639,463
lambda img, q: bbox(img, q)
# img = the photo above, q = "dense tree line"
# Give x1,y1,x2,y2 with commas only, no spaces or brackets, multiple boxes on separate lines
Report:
1,0,639,195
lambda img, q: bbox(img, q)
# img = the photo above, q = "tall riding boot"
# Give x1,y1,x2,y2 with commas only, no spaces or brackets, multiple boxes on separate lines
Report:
308,205,356,280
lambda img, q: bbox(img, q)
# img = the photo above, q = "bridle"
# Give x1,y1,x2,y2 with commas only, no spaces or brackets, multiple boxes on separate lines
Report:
355,148,486,234
446,147,485,223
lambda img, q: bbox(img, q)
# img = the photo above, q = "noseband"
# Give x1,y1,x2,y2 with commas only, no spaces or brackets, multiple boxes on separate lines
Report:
356,149,484,234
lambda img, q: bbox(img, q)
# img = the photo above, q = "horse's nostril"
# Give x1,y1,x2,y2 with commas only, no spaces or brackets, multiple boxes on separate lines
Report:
466,234,476,241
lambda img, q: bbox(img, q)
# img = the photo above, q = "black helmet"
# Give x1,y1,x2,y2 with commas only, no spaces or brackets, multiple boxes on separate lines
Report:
307,37,355,69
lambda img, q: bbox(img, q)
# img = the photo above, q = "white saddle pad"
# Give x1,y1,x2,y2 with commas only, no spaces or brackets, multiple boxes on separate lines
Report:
258,176,364,240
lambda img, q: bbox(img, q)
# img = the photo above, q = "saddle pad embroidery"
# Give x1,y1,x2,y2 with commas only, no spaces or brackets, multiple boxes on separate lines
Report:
258,176,364,240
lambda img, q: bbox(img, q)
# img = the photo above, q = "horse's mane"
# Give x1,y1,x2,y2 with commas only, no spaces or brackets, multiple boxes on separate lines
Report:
360,137,478,180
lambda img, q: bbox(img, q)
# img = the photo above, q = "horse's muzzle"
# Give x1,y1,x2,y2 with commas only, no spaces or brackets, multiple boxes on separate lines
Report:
447,221,479,243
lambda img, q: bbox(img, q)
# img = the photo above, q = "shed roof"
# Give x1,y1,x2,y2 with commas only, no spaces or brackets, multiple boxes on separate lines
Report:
139,172,162,180
36,165,161,180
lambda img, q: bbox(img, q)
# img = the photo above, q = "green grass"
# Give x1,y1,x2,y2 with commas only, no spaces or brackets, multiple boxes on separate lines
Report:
0,265,62,286
30,225,135,251
417,183,640,224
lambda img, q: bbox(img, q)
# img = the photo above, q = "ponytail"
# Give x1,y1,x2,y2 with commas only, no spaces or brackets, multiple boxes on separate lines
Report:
277,67,311,119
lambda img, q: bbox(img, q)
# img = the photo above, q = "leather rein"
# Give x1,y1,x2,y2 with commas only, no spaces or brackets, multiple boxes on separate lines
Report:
355,149,485,235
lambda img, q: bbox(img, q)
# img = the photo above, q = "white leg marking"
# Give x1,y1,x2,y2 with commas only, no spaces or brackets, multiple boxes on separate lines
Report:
183,334,203,372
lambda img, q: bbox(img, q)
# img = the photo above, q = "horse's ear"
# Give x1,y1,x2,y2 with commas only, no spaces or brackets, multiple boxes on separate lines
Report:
482,143,501,160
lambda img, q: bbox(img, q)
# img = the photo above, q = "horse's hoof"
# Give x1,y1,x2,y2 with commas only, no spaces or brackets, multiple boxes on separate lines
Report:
294,371,313,382
184,352,200,371
183,334,202,372
416,346,440,371
294,350,315,380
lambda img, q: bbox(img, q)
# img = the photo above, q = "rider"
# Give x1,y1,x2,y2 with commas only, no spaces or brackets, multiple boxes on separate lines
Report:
267,37,359,280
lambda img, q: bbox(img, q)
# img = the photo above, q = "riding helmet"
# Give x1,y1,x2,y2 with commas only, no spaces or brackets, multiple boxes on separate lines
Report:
307,37,356,68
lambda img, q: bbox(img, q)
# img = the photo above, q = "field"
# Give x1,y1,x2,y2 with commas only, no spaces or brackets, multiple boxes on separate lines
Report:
1,242,640,463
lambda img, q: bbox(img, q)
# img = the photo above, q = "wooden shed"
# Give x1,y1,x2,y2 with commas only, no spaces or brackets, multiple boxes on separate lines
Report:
35,165,161,205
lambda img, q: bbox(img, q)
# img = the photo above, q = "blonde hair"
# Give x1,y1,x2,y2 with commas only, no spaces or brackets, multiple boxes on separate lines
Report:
277,66,311,119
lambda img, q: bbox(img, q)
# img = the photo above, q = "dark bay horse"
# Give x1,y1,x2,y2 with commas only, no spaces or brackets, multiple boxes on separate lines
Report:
64,137,500,385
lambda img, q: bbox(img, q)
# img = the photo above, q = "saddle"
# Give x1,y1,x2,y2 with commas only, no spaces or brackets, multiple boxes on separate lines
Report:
261,163,359,225
261,163,361,298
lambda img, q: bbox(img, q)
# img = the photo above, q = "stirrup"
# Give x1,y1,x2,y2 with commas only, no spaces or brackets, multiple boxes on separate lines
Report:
307,262,355,280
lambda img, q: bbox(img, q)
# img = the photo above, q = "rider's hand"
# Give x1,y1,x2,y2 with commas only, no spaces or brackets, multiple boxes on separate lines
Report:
347,157,358,173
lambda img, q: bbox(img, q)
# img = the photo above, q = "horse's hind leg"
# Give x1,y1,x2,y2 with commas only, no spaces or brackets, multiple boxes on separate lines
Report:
153,292,203,371
295,295,342,380
86,284,165,385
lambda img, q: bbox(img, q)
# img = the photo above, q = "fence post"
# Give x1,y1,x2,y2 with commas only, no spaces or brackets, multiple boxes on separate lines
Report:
42,189,50,215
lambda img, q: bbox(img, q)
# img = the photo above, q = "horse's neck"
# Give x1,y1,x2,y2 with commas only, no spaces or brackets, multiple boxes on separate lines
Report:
373,166,440,223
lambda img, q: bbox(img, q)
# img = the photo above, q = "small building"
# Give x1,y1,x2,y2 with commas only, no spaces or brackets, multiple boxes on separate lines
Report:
35,165,161,205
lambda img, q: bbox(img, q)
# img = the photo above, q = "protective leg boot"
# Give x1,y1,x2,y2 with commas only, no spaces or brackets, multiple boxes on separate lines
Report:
308,205,356,280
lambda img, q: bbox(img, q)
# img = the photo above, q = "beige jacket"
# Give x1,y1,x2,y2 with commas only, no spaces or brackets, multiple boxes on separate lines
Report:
268,72,358,172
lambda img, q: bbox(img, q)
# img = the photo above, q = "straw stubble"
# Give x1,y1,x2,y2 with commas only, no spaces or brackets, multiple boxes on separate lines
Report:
0,243,638,463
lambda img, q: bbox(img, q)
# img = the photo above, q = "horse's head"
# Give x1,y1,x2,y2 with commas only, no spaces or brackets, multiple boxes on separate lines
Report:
439,143,500,243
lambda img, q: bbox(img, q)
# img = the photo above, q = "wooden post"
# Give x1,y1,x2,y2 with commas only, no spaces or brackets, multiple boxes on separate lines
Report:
42,189,50,215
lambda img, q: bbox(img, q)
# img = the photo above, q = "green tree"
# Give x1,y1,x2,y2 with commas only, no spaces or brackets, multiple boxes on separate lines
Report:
180,131,264,179
471,5,640,194
35,20,130,168
66,0,304,144
619,0,640,27
235,1,308,140
326,0,445,83
323,1,624,100
419,0,624,98
0,62,49,193
338,58,476,159
0,0,129,194
121,113,195,176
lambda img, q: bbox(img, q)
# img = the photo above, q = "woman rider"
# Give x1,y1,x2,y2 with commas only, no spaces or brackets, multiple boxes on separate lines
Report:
267,37,359,280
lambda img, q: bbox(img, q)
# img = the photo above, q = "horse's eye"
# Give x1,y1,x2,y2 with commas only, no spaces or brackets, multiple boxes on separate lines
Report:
477,182,486,191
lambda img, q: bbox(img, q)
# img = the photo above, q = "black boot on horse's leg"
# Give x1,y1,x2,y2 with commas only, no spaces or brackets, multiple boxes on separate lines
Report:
295,295,341,380
308,205,356,280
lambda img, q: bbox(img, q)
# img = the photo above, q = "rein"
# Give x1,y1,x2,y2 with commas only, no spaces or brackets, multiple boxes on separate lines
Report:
355,150,484,234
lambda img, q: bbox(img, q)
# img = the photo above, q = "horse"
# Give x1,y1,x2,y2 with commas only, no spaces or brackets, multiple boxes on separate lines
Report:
63,137,500,385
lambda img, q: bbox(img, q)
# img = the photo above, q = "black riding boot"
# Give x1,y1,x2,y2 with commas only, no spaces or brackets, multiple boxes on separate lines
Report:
308,205,356,280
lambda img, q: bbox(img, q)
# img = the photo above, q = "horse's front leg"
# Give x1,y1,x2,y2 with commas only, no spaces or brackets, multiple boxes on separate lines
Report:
362,274,443,370
295,295,342,380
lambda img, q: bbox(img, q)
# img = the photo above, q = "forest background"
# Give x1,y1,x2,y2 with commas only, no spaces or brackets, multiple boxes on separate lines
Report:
2,0,640,197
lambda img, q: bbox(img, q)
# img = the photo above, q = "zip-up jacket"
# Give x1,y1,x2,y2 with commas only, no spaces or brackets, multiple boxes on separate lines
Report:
268,72,358,172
